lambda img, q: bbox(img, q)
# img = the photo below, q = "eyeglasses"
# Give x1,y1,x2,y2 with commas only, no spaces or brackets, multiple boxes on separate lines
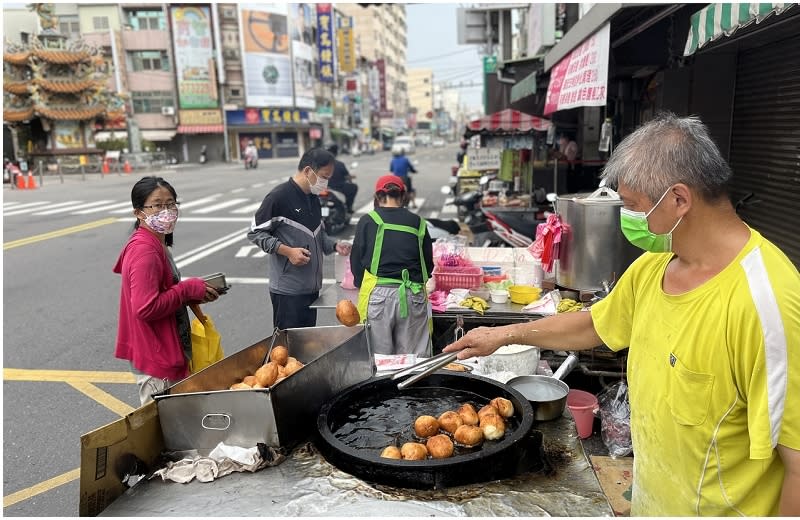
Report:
142,202,180,211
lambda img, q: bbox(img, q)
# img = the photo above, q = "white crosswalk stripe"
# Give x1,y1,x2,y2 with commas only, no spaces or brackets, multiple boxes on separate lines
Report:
34,200,114,216
230,202,262,214
72,201,132,215
3,201,52,215
6,201,80,216
191,198,250,214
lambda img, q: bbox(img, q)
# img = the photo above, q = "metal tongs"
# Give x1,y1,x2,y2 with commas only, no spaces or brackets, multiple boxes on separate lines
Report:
392,315,465,390
261,327,281,365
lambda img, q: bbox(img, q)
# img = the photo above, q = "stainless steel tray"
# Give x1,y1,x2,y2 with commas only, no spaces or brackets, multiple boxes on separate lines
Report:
154,325,375,452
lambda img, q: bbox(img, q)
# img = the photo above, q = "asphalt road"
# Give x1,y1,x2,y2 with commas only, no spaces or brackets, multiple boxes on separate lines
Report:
2,145,460,516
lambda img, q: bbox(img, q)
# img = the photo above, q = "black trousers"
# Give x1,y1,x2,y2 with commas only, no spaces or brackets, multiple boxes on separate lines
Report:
330,182,358,212
269,291,320,330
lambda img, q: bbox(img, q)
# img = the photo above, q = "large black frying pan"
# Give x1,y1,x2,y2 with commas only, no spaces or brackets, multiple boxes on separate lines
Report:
315,372,544,490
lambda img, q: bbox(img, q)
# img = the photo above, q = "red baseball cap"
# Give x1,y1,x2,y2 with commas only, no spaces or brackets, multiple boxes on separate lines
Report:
375,174,406,193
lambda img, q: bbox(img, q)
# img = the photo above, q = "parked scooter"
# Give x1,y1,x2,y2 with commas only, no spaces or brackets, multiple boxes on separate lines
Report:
199,145,208,164
320,161,359,235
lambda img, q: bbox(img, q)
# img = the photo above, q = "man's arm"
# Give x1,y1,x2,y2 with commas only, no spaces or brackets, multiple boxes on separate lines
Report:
778,444,800,515
408,158,417,173
443,311,604,359
248,195,310,266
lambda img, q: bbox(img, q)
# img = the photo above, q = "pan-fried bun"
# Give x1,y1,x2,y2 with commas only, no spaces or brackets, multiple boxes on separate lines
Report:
454,424,484,447
414,415,440,438
437,411,463,434
426,434,454,459
490,397,515,418
400,442,428,460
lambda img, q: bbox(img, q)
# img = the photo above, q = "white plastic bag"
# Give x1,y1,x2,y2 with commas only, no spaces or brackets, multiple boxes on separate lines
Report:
597,380,632,458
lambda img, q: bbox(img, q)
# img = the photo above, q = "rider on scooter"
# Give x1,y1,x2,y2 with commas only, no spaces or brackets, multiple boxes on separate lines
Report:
326,144,358,215
244,140,258,168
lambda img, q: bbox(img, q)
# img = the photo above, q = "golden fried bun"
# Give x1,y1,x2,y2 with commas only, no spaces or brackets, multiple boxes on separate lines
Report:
437,411,464,434
230,382,251,390
480,414,506,440
380,446,402,459
457,403,479,426
242,375,257,386
478,404,500,420
283,358,304,377
255,362,279,387
426,434,455,459
270,345,289,366
400,442,429,460
414,415,440,438
454,424,484,447
490,397,515,418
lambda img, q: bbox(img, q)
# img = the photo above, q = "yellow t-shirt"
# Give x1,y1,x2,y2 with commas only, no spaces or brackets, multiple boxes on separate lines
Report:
591,228,800,516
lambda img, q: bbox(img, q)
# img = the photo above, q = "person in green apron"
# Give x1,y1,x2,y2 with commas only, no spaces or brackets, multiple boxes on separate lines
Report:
350,175,434,356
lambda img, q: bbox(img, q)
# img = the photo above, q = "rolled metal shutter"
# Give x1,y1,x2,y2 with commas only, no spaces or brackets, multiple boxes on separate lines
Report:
729,33,800,266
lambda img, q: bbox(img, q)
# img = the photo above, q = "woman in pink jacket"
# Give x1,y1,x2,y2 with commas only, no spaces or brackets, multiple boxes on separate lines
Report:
113,176,219,405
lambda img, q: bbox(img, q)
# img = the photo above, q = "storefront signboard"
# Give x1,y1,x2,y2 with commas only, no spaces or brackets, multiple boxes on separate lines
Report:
239,4,294,107
227,108,309,126
376,59,387,110
275,131,300,158
543,22,610,116
170,6,218,109
467,147,502,170
337,16,356,74
316,4,335,83
179,109,223,125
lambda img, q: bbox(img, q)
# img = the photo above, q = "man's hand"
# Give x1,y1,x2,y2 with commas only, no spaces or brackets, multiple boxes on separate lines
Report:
287,246,311,266
442,325,513,360
336,242,352,256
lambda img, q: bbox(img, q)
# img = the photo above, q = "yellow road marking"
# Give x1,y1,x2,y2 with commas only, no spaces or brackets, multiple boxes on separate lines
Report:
67,381,136,417
3,217,119,250
4,468,80,508
4,368,136,383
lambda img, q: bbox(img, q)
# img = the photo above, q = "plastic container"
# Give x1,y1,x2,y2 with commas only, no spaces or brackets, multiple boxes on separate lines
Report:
432,265,483,292
449,288,470,300
490,290,508,304
469,288,491,300
477,344,540,377
511,267,535,286
567,389,599,439
483,274,508,284
508,285,542,304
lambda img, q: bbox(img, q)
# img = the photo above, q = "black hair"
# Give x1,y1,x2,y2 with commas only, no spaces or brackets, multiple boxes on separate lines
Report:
298,147,334,172
374,183,406,208
327,144,339,156
130,176,177,247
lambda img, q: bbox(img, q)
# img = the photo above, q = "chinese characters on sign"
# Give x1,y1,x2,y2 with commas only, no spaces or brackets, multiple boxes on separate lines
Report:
316,4,335,83
226,108,310,126
170,6,218,109
376,59,387,110
543,23,610,116
337,16,355,74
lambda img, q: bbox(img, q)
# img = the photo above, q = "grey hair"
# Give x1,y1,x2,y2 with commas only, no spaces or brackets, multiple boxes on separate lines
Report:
601,112,732,202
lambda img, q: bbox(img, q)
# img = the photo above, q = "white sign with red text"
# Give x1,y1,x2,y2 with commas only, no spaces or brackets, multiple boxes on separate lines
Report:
544,23,610,116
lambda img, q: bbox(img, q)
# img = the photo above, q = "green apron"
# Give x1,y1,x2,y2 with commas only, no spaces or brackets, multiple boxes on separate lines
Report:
357,211,430,321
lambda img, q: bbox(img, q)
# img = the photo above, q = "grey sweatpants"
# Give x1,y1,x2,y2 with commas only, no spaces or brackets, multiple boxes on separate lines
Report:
366,285,431,357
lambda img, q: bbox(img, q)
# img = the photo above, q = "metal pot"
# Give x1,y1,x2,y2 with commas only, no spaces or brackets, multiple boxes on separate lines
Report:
507,353,578,421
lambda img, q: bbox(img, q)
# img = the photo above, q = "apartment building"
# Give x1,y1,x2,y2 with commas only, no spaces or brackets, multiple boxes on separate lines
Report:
407,68,434,127
338,3,408,128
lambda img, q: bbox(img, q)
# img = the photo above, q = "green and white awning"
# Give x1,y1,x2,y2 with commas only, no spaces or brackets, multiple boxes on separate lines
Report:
684,3,795,56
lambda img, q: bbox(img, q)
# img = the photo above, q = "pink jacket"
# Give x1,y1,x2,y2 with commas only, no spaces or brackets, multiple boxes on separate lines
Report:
113,227,206,380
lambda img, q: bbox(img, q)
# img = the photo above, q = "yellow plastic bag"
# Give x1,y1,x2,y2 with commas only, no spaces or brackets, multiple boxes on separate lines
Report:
189,305,224,373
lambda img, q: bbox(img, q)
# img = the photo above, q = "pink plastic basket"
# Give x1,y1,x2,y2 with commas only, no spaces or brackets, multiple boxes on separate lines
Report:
432,265,484,292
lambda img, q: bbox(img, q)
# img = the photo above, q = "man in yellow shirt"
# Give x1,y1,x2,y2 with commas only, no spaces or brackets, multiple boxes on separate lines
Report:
445,113,800,516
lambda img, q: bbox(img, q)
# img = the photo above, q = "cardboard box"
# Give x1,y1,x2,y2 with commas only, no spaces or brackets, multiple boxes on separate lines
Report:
79,402,163,517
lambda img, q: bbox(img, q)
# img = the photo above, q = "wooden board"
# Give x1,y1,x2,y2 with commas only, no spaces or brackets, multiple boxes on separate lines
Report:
590,455,633,517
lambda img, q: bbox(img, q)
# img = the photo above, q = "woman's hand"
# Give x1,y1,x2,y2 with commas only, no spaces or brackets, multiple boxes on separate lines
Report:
200,284,220,303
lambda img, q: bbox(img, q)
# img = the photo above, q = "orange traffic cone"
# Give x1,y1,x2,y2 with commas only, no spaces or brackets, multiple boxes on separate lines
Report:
15,172,26,189
102,160,110,174
26,171,37,189
123,160,132,174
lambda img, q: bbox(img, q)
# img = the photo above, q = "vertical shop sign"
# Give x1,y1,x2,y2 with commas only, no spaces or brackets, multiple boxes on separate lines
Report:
337,16,355,74
376,58,387,110
316,4,335,83
544,23,610,116
367,63,380,110
171,6,218,109
239,4,294,107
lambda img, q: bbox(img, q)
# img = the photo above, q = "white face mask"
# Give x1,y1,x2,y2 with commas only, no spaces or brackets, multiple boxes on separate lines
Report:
306,169,328,195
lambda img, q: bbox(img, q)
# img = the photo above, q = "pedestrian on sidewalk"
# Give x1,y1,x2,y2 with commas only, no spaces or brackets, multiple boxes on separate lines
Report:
248,148,351,330
113,176,220,405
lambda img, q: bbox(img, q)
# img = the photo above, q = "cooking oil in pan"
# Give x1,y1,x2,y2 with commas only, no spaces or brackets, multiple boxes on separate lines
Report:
331,386,519,456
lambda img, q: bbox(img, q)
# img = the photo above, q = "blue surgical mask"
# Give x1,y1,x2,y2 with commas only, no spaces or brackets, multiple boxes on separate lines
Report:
619,187,682,253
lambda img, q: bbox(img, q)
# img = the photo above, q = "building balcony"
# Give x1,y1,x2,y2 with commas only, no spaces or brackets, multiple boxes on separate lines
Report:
132,113,176,130
126,71,175,92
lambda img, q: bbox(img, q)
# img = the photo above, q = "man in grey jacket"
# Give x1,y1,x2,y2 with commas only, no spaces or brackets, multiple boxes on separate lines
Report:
248,148,351,329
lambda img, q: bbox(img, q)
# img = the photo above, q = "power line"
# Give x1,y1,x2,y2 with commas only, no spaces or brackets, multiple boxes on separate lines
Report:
407,47,476,64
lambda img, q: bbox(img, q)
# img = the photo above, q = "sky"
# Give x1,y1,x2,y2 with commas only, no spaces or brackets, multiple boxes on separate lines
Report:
405,3,485,112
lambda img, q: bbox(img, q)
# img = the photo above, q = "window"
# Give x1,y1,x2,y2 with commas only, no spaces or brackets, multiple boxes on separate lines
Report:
128,51,170,72
131,91,174,113
59,19,80,39
222,7,236,20
423,78,429,84
124,9,165,31
230,88,241,97
93,17,109,30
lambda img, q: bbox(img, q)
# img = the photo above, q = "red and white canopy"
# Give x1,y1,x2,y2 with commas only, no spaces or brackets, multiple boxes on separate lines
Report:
467,109,552,133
